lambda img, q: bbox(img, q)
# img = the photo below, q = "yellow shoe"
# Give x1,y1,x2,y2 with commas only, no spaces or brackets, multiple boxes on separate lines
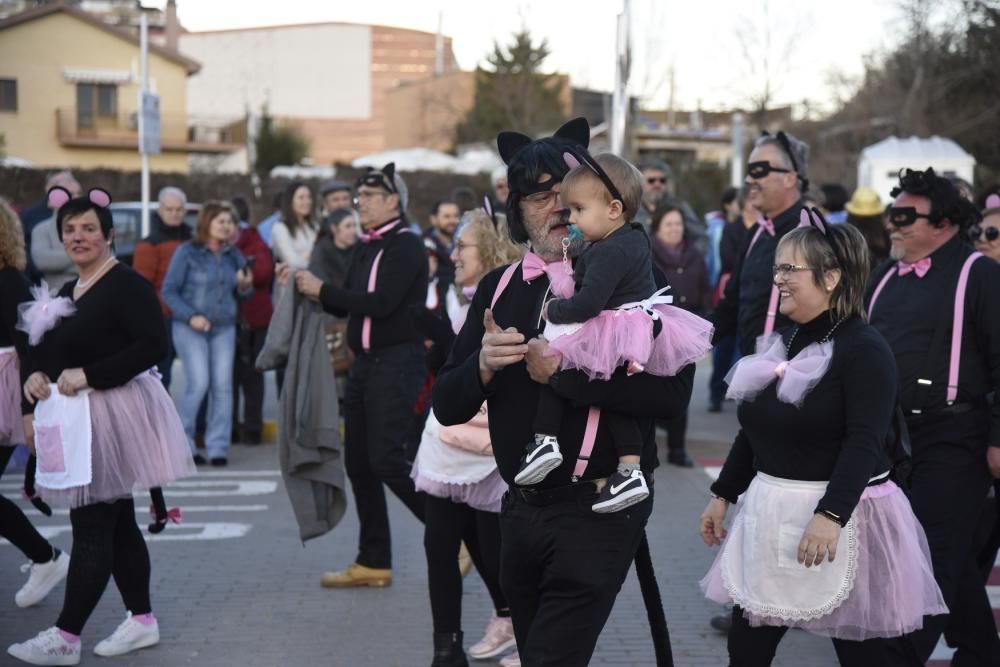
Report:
458,541,473,578
320,563,392,588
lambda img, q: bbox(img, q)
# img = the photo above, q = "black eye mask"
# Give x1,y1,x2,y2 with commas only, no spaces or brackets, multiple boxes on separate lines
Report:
886,207,932,227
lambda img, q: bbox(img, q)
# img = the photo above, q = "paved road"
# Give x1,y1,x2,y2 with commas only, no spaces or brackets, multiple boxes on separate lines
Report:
0,362,855,666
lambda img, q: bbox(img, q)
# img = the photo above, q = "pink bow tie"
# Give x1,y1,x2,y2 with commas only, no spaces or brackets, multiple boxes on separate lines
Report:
897,257,931,278
359,219,401,244
758,217,775,237
521,252,575,298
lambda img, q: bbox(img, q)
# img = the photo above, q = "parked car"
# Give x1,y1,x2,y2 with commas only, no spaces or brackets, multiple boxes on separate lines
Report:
109,201,199,264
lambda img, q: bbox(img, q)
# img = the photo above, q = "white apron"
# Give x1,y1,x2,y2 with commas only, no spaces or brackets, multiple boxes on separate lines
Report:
720,473,859,622
33,385,93,490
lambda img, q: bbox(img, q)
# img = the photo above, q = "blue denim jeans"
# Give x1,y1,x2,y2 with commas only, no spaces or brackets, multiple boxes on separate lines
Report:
172,322,236,460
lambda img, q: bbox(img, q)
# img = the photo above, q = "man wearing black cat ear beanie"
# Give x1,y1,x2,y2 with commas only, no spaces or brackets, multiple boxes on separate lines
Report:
433,118,691,666
292,163,429,589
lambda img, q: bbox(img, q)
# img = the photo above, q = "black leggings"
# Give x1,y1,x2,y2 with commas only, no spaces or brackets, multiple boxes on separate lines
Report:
424,494,507,634
728,606,889,666
0,446,53,563
57,498,152,635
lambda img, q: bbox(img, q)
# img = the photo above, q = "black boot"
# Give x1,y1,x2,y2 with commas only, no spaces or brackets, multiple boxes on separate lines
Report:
431,632,468,667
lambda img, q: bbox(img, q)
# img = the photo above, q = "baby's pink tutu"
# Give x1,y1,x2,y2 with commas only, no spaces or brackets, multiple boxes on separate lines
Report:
39,372,195,508
0,352,25,445
700,480,947,640
548,304,713,380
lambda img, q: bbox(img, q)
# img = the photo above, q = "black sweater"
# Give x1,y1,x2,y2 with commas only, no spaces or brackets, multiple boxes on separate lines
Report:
546,223,655,324
711,313,895,522
0,266,32,353
432,261,694,487
22,264,166,413
318,219,428,354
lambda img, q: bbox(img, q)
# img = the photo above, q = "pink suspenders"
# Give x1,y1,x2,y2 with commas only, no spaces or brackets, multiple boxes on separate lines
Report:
490,260,601,480
744,224,780,337
867,252,984,406
360,227,413,353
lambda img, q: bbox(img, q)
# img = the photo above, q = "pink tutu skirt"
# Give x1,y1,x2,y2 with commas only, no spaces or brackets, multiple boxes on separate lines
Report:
39,372,195,508
0,351,25,445
547,304,713,380
413,465,507,513
701,480,947,640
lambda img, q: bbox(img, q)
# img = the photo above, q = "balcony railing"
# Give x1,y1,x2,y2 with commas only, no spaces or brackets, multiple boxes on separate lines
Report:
55,108,246,153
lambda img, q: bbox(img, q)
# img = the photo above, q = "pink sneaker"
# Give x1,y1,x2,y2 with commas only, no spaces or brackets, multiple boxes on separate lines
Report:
499,648,521,667
468,613,515,659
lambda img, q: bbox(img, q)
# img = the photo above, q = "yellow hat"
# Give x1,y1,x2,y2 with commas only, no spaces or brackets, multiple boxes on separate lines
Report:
845,187,883,217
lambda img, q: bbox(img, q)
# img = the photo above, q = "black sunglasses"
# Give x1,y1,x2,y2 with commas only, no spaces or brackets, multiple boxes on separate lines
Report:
886,207,932,227
970,225,1000,242
646,177,667,185
747,161,792,180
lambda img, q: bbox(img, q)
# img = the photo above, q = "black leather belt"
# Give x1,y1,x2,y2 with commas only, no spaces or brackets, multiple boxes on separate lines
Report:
509,480,602,506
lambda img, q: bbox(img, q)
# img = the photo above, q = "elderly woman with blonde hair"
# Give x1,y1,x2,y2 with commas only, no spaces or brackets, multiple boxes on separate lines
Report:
411,206,525,667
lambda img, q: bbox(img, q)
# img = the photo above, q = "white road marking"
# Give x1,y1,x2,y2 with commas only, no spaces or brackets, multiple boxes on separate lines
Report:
1,522,253,544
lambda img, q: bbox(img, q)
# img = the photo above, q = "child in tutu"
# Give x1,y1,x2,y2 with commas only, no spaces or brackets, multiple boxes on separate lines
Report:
513,150,713,512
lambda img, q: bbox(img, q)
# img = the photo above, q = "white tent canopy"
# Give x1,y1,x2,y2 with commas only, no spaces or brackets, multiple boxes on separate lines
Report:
858,136,976,202
352,147,502,175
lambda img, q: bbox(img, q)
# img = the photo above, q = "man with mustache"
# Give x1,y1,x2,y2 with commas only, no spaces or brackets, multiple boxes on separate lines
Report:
713,132,809,357
867,168,1000,666
433,118,694,665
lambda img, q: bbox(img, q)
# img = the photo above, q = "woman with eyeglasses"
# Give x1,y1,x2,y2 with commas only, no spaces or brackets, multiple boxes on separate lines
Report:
699,214,945,666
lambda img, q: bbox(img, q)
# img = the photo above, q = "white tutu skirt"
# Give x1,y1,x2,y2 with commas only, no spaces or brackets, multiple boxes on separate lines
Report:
39,373,195,508
701,477,947,640
0,351,25,445
547,304,713,380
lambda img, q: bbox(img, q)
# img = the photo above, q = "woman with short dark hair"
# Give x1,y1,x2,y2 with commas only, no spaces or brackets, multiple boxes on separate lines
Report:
699,213,946,665
162,201,252,466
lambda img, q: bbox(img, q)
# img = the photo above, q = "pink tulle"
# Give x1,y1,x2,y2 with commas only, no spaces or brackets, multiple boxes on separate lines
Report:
547,304,713,380
700,481,947,640
16,282,76,346
412,465,507,513
725,334,833,408
0,352,24,445
38,373,195,508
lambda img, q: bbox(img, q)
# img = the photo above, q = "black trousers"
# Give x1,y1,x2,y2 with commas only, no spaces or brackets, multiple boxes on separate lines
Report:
535,386,643,458
343,343,427,568
498,490,652,666
727,606,889,666
424,494,507,634
885,409,1000,667
156,314,175,389
57,498,151,635
0,446,53,563
657,410,689,456
232,325,267,438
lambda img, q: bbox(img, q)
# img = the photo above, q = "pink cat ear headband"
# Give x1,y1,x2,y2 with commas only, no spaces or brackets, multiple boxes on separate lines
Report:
985,194,1000,212
46,187,112,209
798,206,828,234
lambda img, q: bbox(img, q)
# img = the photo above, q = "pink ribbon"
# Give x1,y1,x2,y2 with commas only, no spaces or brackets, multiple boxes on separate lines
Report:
359,219,401,244
521,252,575,298
725,335,834,407
897,257,931,278
461,285,477,299
149,505,183,525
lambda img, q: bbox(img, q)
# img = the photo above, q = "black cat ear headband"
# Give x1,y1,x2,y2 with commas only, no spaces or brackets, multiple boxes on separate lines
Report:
496,117,591,196
355,162,398,194
761,130,810,192
561,147,627,214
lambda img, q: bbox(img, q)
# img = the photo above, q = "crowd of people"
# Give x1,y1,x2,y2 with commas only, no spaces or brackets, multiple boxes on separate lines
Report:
0,114,998,667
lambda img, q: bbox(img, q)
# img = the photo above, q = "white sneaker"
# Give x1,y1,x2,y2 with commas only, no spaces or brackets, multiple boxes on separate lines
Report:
499,648,521,666
7,627,81,666
15,551,70,608
93,612,160,657
468,613,516,659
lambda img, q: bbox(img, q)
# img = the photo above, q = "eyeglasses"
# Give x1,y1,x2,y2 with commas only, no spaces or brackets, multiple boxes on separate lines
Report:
522,190,560,210
773,263,814,281
886,207,931,227
454,241,479,253
747,161,792,180
646,177,667,185
970,225,1000,242
352,190,388,206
